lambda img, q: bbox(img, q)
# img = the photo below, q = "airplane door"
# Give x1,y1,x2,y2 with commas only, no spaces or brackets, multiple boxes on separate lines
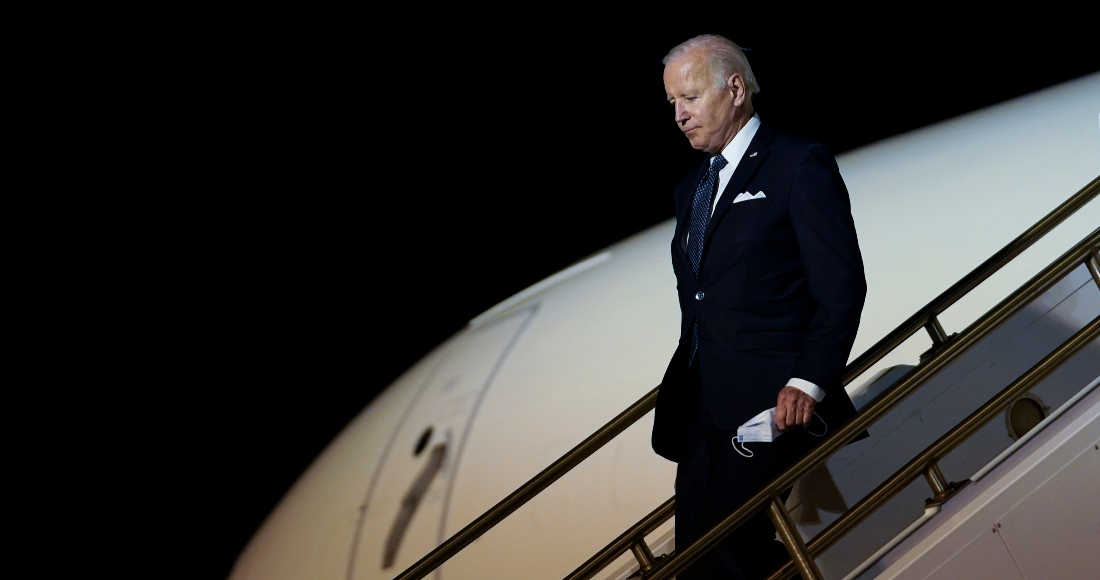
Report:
348,307,536,579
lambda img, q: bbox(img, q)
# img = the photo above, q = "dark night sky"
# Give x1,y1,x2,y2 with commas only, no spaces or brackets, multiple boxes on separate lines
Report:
53,6,1097,579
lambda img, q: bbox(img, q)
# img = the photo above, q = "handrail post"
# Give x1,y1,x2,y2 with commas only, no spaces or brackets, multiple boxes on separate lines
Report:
924,316,949,346
920,315,955,363
628,536,656,575
922,462,968,507
564,498,676,580
923,462,948,498
1087,248,1100,288
767,496,823,580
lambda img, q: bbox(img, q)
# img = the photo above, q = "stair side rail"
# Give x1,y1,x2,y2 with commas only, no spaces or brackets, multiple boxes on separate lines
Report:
398,175,1099,580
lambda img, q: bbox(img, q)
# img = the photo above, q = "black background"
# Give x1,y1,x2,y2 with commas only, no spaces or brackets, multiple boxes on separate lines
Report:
53,5,1096,579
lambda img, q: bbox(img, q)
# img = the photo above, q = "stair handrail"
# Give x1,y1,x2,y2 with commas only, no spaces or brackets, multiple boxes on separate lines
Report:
636,232,1100,580
396,174,1098,580
393,385,659,580
764,313,1099,580
844,173,1099,381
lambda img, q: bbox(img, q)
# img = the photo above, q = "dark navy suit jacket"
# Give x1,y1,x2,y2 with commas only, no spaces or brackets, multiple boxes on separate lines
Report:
652,120,867,463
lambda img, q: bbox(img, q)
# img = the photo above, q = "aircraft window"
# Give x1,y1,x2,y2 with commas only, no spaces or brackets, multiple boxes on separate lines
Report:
1005,394,1048,440
414,427,433,456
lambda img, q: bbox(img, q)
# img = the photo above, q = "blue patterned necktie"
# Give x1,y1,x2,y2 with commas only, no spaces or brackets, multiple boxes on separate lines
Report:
686,154,728,275
687,154,727,365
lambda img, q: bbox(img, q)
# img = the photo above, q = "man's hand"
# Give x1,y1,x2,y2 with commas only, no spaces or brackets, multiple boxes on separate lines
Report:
775,386,816,431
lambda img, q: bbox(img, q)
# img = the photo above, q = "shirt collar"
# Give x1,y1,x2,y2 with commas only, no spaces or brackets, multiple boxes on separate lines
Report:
716,114,761,167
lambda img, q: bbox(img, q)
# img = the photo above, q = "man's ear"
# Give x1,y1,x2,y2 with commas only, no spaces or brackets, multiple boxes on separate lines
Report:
727,74,746,106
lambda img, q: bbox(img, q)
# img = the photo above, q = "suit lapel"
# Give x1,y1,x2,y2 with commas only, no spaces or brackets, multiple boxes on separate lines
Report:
703,122,775,247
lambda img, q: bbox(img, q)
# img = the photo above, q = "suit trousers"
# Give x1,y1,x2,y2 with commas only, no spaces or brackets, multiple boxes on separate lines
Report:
674,366,814,580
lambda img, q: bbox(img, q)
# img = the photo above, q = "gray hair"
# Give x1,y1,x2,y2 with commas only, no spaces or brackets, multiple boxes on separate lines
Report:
662,34,760,96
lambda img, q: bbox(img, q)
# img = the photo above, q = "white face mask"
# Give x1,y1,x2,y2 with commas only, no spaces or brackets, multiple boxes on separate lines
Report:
733,407,827,457
736,408,783,443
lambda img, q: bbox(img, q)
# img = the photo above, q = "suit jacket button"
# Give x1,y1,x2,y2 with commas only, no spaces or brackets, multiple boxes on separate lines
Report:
695,291,704,300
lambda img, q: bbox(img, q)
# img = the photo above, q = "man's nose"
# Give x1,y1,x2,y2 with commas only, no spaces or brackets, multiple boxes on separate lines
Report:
674,106,688,125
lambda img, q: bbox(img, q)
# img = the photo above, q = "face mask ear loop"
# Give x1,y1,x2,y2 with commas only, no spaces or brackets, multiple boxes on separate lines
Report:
733,438,754,458
805,412,828,438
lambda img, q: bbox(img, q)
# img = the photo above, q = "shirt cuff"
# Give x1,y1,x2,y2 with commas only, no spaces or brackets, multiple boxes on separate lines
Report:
787,378,825,402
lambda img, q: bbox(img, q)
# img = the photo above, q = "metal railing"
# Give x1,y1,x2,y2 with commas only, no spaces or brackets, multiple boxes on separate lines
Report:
768,313,1099,580
394,385,660,580
396,175,1099,580
576,216,1100,580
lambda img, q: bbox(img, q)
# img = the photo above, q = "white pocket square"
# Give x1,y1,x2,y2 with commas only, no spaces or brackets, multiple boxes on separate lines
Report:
733,191,766,204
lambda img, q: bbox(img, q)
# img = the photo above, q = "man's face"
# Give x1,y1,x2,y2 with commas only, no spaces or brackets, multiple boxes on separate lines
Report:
663,51,742,154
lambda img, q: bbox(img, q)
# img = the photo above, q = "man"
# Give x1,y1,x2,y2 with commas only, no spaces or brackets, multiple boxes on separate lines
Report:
650,35,867,579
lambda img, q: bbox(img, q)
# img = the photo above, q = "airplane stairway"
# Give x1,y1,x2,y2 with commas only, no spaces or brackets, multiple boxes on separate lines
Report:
846,375,1099,579
395,176,1100,580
